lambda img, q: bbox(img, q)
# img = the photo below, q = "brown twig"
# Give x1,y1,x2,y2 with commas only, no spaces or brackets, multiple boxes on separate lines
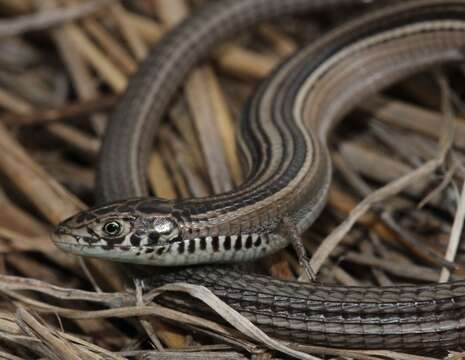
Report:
0,95,118,125
0,0,115,37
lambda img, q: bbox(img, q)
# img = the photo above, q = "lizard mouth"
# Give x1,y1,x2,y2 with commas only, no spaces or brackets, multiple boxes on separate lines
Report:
51,240,184,266
51,227,77,246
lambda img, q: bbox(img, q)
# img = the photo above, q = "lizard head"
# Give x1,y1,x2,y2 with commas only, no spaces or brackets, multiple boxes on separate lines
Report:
52,198,185,265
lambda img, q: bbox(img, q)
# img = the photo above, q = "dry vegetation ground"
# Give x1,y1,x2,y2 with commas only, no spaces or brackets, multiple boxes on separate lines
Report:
0,1,464,359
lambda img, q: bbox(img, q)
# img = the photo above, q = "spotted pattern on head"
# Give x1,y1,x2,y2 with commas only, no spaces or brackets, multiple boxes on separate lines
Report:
53,198,284,266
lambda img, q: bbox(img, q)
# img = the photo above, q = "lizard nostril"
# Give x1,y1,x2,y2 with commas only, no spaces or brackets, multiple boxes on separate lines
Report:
54,225,66,236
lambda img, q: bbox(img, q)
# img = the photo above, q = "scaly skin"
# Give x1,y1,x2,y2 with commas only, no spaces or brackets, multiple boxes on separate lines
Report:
54,0,465,351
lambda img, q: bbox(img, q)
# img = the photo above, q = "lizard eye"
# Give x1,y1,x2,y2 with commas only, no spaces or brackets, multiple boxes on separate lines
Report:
103,221,122,236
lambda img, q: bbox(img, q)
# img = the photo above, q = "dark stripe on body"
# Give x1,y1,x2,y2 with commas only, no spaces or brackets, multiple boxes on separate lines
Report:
212,236,220,252
234,236,242,251
224,236,231,250
200,237,207,250
188,240,196,253
245,235,253,249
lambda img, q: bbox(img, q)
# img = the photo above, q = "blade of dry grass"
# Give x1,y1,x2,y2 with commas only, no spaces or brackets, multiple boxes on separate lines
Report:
151,283,322,360
0,0,114,37
309,73,455,275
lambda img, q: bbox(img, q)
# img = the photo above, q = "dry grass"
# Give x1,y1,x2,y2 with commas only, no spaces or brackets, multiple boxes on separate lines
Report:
0,0,464,359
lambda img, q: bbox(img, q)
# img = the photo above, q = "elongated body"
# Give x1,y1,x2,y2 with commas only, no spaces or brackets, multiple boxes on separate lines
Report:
54,0,465,351
148,266,465,352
